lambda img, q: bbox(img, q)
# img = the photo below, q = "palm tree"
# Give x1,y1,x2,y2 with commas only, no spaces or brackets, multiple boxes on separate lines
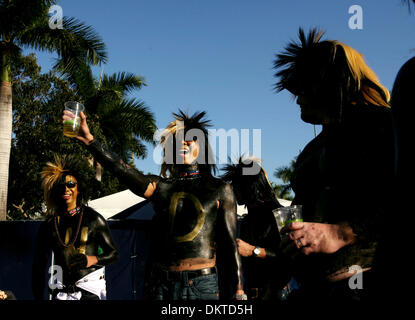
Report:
0,0,107,220
60,62,157,172
273,156,297,200
402,0,415,10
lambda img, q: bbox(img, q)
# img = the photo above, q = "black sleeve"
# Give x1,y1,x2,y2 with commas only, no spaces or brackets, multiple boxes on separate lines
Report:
262,215,281,259
93,212,120,266
240,223,278,259
241,206,280,260
330,111,395,245
87,139,159,197
263,247,277,259
32,221,52,300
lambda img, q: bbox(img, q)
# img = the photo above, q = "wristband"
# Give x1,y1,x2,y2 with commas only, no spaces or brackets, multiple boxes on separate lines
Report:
234,293,248,300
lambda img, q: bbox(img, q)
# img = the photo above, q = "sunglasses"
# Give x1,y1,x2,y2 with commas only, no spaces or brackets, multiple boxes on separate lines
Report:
60,181,77,188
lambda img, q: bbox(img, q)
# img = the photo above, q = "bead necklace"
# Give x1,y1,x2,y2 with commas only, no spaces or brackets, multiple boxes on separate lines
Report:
54,207,84,248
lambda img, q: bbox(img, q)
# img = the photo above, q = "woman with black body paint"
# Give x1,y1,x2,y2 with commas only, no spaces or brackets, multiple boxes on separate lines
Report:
63,109,246,300
32,155,119,300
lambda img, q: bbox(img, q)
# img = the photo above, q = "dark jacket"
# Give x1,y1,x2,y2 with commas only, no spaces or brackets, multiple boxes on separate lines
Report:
290,104,395,285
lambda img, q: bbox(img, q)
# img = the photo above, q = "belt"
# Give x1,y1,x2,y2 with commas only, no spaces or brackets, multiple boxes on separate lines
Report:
156,267,216,282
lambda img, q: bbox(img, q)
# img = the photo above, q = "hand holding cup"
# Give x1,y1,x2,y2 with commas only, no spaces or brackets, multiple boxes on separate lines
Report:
62,102,94,144
279,220,356,255
273,205,303,235
63,101,84,137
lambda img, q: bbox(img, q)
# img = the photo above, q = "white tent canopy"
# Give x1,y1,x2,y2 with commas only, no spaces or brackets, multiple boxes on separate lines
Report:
88,189,292,220
88,189,145,220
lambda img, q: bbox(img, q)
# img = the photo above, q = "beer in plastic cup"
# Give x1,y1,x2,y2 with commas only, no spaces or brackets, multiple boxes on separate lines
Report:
63,101,84,137
272,205,303,234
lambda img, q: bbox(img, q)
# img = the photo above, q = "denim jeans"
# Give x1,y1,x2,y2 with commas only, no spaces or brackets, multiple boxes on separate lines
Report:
150,269,220,301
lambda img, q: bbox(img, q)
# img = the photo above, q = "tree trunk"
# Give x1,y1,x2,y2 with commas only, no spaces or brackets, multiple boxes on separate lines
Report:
95,161,102,182
0,80,12,220
88,157,102,182
0,48,12,220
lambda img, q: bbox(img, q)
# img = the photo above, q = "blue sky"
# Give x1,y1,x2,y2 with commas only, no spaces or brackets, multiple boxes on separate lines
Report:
30,0,415,184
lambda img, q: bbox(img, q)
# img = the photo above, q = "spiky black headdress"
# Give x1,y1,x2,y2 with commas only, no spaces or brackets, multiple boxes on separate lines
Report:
221,157,279,206
160,109,216,177
274,28,325,94
273,27,389,114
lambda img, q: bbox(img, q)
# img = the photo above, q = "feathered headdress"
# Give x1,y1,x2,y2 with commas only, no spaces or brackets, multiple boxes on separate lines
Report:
221,156,262,181
273,27,389,110
159,109,216,177
221,156,279,206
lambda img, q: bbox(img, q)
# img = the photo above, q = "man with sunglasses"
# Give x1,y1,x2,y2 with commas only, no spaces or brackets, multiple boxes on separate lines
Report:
32,155,119,300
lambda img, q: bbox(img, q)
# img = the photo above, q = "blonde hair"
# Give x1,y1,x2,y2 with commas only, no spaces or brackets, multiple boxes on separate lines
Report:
274,28,391,112
159,118,183,178
41,154,88,214
333,41,390,108
41,155,68,212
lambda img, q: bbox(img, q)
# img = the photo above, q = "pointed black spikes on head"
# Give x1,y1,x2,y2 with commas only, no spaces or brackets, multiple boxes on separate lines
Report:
273,27,325,93
171,109,212,135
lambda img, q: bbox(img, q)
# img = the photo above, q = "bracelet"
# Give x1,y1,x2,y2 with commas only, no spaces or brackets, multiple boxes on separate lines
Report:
234,293,248,300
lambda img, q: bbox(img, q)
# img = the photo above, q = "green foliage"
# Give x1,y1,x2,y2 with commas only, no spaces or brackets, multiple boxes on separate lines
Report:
0,0,107,76
273,156,298,201
1,0,109,220
7,53,126,220
56,58,157,163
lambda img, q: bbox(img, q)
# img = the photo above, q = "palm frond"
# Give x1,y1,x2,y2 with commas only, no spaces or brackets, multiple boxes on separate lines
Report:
272,183,294,201
18,16,107,74
122,137,148,161
53,58,96,99
402,0,415,12
274,166,292,184
100,98,156,142
0,0,54,36
101,72,146,96
274,156,297,184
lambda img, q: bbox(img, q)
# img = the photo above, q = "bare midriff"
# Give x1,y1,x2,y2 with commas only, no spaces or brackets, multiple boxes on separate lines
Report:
158,257,216,271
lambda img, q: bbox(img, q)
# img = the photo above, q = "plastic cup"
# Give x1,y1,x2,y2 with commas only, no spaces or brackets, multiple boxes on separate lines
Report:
272,205,303,234
63,101,84,137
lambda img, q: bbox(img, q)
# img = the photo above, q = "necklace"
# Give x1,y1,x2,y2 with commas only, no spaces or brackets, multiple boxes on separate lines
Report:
54,207,84,248
67,206,81,217
179,169,200,177
177,171,201,181
176,163,201,180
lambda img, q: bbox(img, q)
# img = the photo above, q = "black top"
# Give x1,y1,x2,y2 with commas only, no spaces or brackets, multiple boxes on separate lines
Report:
392,56,415,189
32,206,119,299
239,200,289,295
290,104,395,284
86,140,244,296
373,56,415,300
